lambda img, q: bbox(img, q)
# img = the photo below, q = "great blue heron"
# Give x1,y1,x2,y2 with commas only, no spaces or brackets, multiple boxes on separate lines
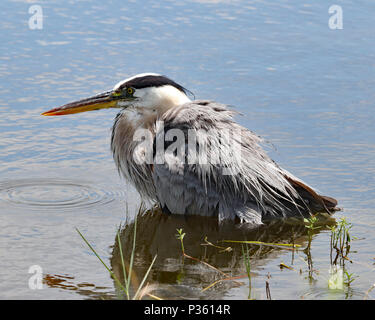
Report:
42,73,338,224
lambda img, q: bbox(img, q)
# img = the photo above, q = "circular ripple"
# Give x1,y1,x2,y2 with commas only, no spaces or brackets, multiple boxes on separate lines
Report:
0,178,125,211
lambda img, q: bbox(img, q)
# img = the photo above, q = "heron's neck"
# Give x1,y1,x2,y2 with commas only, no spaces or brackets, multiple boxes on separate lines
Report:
153,86,191,114
137,87,191,120
121,86,191,130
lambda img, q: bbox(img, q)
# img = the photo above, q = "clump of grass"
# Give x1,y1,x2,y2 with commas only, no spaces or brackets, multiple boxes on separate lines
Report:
76,214,157,300
327,217,357,293
328,217,353,266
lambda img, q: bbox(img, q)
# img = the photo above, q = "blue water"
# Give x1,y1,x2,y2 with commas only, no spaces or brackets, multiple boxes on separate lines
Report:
0,0,374,299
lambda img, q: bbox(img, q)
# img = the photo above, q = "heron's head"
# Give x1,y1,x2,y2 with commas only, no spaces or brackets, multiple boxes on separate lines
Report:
42,73,191,116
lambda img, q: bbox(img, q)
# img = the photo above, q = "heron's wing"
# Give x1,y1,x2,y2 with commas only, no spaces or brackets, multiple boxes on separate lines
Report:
152,100,336,223
281,170,338,212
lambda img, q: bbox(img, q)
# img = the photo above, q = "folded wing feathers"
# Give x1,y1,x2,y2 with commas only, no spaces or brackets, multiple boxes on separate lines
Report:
159,100,312,219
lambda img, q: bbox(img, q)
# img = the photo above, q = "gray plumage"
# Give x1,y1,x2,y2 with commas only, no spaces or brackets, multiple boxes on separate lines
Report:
43,73,337,225
111,99,337,224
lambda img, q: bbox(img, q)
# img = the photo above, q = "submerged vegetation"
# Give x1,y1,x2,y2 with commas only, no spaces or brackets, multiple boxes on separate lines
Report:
75,205,372,300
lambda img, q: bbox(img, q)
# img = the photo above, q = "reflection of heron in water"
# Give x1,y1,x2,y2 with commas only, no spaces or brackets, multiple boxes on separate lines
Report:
43,73,338,224
110,208,334,299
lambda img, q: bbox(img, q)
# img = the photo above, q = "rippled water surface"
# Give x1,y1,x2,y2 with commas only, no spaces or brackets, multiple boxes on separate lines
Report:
0,0,374,299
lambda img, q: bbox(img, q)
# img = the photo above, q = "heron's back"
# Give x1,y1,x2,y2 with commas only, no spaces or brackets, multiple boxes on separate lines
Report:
111,100,337,224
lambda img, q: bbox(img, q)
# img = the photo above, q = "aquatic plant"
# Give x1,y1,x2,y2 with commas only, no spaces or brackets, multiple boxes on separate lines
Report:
344,270,357,287
327,217,358,295
242,244,252,299
76,214,157,300
304,216,321,249
175,228,186,255
303,216,321,280
328,217,353,266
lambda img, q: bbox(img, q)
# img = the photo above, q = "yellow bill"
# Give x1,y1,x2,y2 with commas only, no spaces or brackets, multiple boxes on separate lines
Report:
41,91,119,116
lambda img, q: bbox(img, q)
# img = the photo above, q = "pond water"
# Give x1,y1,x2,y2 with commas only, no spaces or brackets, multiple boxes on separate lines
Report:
0,0,374,300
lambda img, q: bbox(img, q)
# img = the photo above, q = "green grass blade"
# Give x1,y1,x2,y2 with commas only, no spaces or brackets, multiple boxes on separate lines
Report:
133,254,157,300
75,227,126,293
221,240,301,248
126,214,137,294
117,229,129,300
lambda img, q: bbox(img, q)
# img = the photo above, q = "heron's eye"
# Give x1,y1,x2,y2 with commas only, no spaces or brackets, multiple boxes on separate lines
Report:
126,87,135,96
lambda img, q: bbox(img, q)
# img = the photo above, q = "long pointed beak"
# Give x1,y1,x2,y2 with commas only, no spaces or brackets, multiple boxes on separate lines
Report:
41,91,118,116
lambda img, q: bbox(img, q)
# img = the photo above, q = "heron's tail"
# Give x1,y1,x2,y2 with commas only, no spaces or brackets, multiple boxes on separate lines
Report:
284,175,339,214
